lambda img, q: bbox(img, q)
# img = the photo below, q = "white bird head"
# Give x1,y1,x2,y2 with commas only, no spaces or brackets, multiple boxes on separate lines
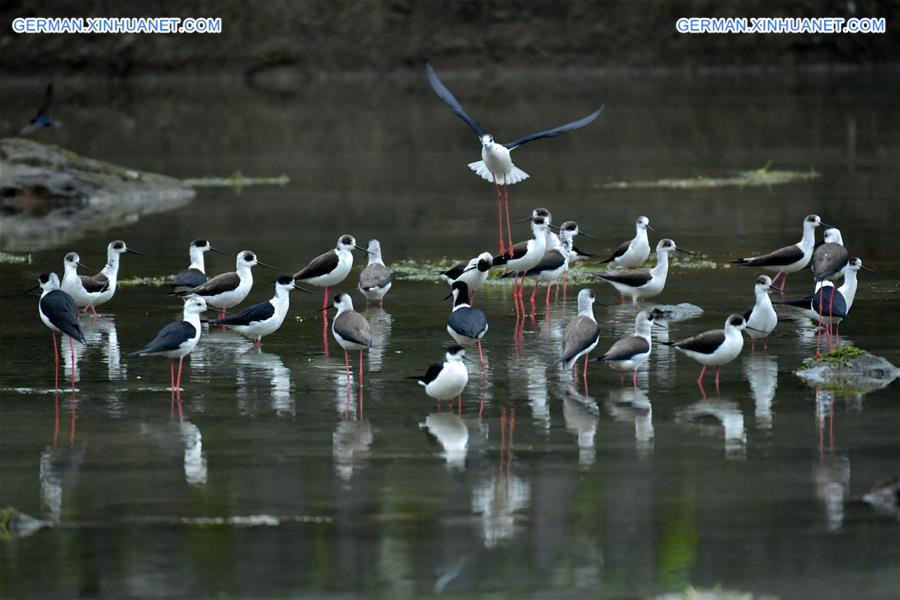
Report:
331,292,355,312
637,215,653,231
635,309,655,336
63,252,83,270
823,228,844,245
531,216,549,232
755,275,773,292
481,134,494,147
725,314,748,331
805,214,823,228
37,272,61,291
576,288,596,313
446,345,466,362
182,295,209,315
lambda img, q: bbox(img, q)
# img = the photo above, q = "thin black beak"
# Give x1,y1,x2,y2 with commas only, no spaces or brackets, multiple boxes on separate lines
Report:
292,284,313,294
821,221,835,228
745,326,767,334
210,247,230,256
354,244,374,255
77,262,90,269
675,248,694,255
548,224,561,231
24,285,40,295
861,265,876,273
126,248,147,256
257,260,278,271
513,215,532,224
647,224,656,232
443,292,452,301
578,231,600,240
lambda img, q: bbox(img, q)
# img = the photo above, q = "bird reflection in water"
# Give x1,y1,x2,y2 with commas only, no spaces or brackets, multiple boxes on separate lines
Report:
80,316,127,381
743,353,778,430
471,406,530,547
421,412,468,470
677,398,746,459
333,419,373,482
563,389,598,466
139,420,208,486
606,387,654,457
364,307,392,373
235,348,294,416
40,396,85,526
813,388,850,530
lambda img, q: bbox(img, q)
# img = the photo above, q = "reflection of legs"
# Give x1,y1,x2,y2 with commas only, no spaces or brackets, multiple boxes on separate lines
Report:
344,350,351,384
582,355,589,393
632,369,638,387
69,337,76,390
170,359,175,399
323,287,331,356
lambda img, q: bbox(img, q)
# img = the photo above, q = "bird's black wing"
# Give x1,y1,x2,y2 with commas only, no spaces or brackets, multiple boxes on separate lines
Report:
599,240,631,264
426,63,486,138
210,301,274,326
184,271,240,297
812,287,848,318
526,250,566,276
491,241,529,266
38,83,53,115
448,307,487,339
571,245,593,258
41,290,85,343
599,336,650,362
596,269,651,288
732,244,803,267
132,321,197,355
669,330,726,355
418,361,445,385
293,250,339,281
170,268,207,292
504,105,604,150
80,273,110,293
441,260,469,281
561,316,600,363
772,295,813,309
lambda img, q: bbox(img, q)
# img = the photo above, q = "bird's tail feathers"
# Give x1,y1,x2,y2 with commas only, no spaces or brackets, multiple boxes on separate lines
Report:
467,161,530,185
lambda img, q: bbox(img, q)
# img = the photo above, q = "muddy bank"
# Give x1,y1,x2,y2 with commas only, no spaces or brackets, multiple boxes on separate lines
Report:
0,138,193,252
1,0,897,78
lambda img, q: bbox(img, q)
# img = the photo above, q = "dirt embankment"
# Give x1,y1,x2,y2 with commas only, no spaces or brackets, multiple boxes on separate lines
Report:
1,0,897,78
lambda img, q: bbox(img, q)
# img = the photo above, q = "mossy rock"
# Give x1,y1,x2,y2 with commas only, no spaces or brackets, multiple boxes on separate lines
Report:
795,346,898,393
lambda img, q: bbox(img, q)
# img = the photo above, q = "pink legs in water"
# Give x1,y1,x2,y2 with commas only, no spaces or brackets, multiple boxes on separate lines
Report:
322,287,330,357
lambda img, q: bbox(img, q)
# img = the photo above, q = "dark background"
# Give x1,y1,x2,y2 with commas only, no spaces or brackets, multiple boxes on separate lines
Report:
2,0,898,78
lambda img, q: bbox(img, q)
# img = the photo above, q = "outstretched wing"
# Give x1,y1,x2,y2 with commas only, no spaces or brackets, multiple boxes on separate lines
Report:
426,63,486,138
504,105,604,150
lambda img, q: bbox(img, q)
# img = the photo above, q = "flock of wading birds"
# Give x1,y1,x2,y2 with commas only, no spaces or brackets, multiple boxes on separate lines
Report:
25,64,873,405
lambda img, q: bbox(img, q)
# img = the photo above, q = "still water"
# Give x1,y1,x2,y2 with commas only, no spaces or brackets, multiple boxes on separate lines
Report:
1,70,898,598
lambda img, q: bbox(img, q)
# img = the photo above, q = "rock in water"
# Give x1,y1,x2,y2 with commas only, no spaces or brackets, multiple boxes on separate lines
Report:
795,346,899,393
650,303,704,322
0,138,194,252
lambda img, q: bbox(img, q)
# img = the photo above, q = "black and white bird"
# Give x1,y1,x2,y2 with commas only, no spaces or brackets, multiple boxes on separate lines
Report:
743,275,778,350
27,273,85,384
560,289,601,380
208,276,311,348
440,252,493,304
446,281,489,367
515,233,572,310
169,239,229,294
20,83,61,134
131,295,209,397
492,216,549,316
663,314,749,389
411,345,469,407
180,250,274,319
599,216,654,268
812,228,849,283
594,239,691,303
596,310,655,387
732,214,825,291
558,219,596,264
357,239,392,307
426,63,603,255
294,234,369,314
61,241,145,314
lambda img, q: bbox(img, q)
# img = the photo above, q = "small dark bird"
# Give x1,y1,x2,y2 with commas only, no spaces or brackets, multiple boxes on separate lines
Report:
20,84,61,134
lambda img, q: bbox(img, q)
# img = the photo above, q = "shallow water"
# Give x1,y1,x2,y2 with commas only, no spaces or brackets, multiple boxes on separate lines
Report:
1,71,899,598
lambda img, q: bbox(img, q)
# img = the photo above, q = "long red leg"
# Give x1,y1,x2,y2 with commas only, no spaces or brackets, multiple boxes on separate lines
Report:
715,367,721,393
176,356,184,397
632,370,638,387
494,180,505,256
816,291,825,357
170,359,175,399
323,287,330,357
545,282,553,306
696,365,707,386
344,350,351,383
780,273,788,292
770,271,782,285
52,331,59,390
477,340,486,368
69,337,75,391
503,181,513,252
358,351,364,386
530,283,538,308
457,394,462,416
562,271,568,296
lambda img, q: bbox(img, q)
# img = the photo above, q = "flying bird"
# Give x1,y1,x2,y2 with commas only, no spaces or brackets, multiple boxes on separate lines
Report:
20,83,61,134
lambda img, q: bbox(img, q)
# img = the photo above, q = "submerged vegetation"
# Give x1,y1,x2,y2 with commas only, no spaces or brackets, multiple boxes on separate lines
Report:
603,163,819,190
798,345,866,371
0,251,31,264
183,171,289,191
